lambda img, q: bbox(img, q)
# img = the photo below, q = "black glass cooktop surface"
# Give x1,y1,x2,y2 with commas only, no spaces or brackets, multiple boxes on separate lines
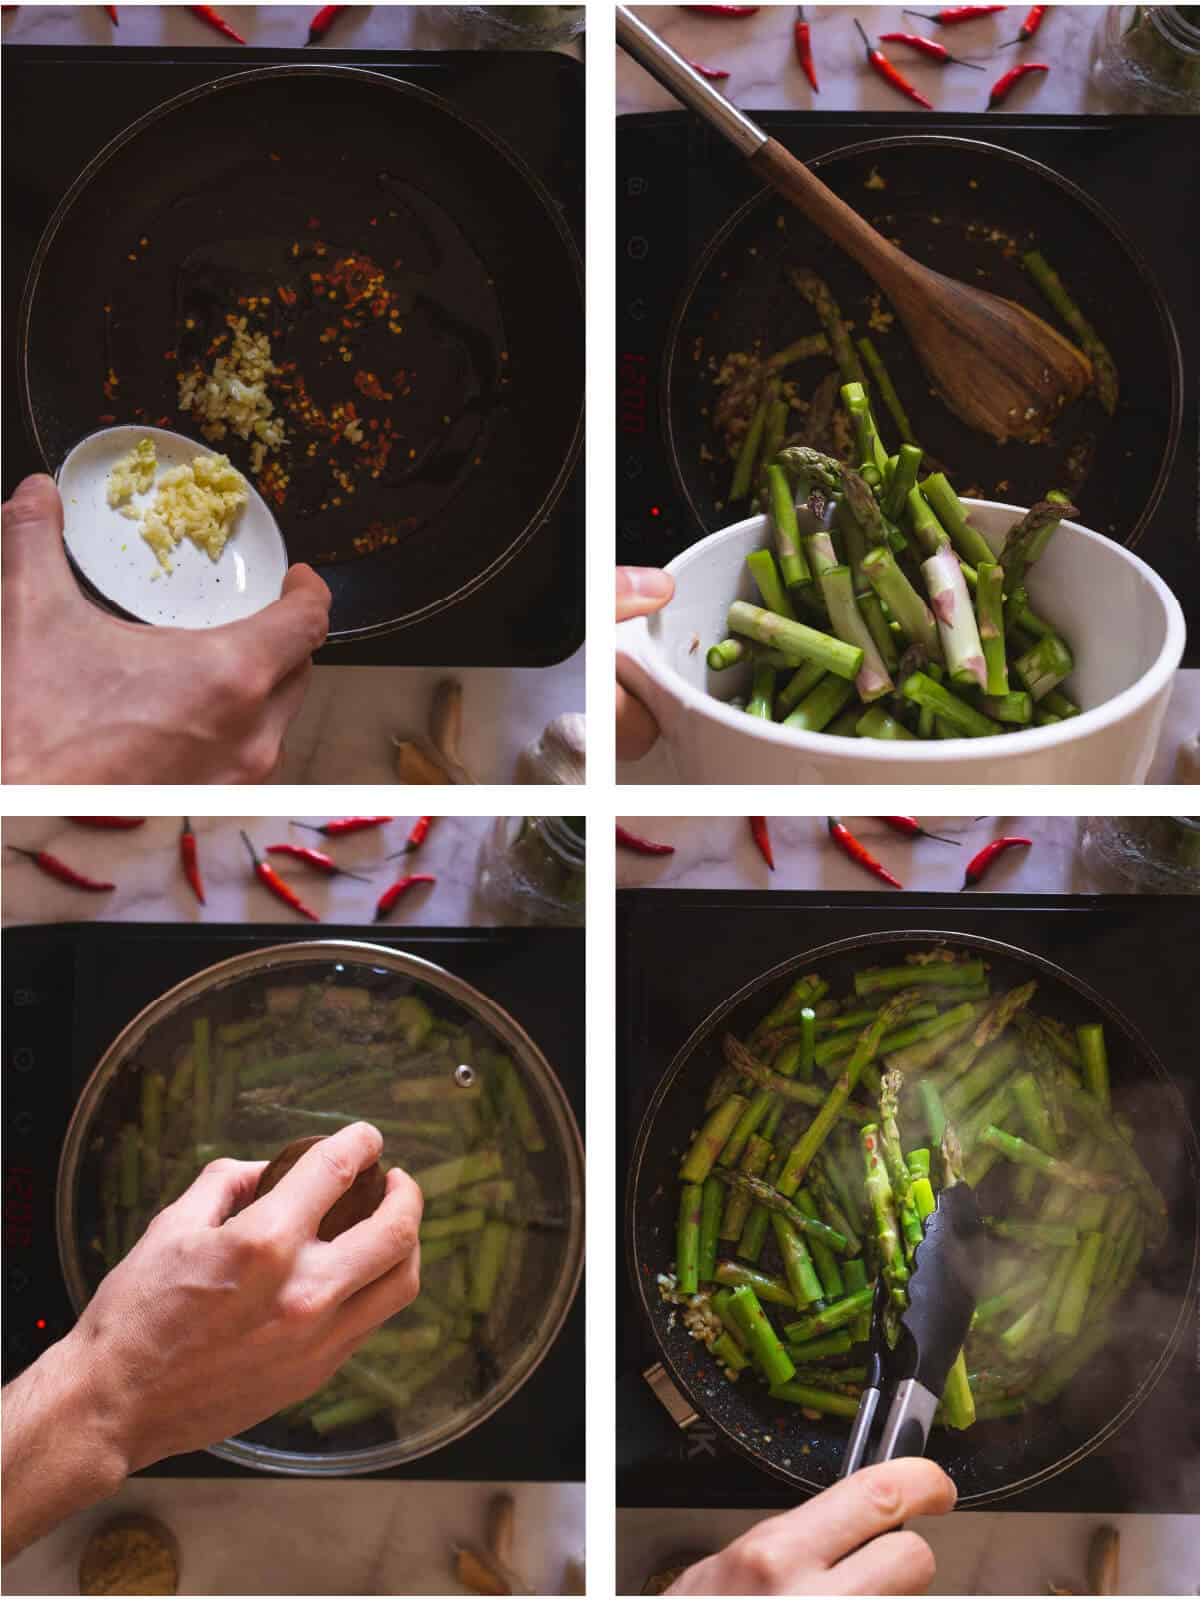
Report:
3,921,584,1481
3,47,583,666
617,889,1198,1512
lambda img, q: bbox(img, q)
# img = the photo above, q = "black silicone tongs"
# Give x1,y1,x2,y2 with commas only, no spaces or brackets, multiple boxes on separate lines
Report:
842,1183,982,1475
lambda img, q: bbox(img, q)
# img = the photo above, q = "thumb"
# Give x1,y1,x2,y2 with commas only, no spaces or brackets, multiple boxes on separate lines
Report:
617,565,673,623
214,562,332,689
1,475,77,600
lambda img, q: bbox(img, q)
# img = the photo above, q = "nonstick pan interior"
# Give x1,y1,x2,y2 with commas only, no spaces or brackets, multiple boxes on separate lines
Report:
627,929,1197,1507
20,66,583,642
667,136,1181,552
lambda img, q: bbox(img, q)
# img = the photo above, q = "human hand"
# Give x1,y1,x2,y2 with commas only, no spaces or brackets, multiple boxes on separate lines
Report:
1,474,331,783
72,1122,421,1473
616,565,674,762
667,1459,955,1596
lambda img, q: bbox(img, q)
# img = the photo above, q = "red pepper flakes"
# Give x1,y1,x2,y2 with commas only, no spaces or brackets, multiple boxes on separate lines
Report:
354,371,393,401
98,412,116,424
306,215,322,229
277,286,297,306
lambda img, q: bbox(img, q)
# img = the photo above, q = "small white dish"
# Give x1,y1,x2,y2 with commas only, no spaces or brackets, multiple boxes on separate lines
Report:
57,424,288,629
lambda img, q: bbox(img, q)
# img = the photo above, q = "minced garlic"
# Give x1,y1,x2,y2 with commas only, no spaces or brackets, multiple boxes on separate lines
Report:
106,438,157,507
138,453,249,572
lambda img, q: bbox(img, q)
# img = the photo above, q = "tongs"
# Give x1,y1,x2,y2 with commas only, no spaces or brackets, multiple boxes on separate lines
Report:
842,1182,981,1475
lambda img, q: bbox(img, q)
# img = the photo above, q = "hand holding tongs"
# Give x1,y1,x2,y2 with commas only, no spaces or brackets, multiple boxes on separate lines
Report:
842,1182,982,1476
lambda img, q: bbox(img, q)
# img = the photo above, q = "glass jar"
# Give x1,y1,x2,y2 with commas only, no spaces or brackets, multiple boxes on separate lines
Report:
1078,816,1200,894
440,6,586,49
477,817,586,926
1093,6,1199,112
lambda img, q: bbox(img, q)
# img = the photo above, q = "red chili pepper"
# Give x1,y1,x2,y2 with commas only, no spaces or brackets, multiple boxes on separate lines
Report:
266,844,370,882
189,5,246,44
686,58,731,79
988,60,1048,104
241,832,320,922
6,846,114,893
375,874,437,923
67,817,145,829
879,817,961,846
854,20,934,109
307,4,345,42
878,31,986,68
827,818,903,889
616,825,675,857
684,4,759,14
962,836,1032,888
749,817,775,871
903,5,1008,24
997,3,1046,43
389,817,435,859
794,6,818,91
180,818,205,906
292,816,394,838
104,5,118,21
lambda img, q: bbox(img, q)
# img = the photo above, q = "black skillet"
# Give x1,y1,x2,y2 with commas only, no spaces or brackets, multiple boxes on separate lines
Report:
626,929,1198,1506
666,136,1182,548
18,65,583,643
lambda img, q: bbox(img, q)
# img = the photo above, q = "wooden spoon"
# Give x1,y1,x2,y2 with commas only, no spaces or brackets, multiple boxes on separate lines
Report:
617,6,1092,443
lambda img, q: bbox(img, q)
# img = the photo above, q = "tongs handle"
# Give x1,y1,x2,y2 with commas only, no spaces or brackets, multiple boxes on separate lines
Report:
841,1385,882,1479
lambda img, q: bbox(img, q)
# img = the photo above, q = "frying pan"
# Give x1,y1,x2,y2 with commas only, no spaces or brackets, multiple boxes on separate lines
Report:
667,136,1182,551
627,929,1198,1506
18,65,583,642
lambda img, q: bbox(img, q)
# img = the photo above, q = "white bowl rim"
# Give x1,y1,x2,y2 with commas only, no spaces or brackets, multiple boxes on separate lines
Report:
619,500,1187,765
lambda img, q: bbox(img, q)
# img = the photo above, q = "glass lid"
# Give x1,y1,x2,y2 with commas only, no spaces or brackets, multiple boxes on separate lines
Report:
58,940,584,1475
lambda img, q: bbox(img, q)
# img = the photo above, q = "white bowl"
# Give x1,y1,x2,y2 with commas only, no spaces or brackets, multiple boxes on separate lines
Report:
616,501,1186,785
58,424,288,629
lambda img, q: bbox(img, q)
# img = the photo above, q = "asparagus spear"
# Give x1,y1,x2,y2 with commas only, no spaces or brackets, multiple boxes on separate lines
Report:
715,1170,849,1255
861,545,941,660
746,660,776,721
727,600,864,682
861,1125,909,1304
810,559,894,703
680,1094,749,1184
771,1214,825,1308
979,1126,1124,1192
714,1260,796,1308
718,1133,773,1241
746,548,797,622
841,381,889,474
974,560,1008,696
765,465,811,589
789,271,864,385
781,674,856,732
730,381,776,504
1021,250,1117,413
921,547,987,690
726,1284,796,1387
782,1286,874,1343
920,474,996,569
775,444,843,499
1012,633,1074,702
998,493,1077,590
1076,1024,1110,1109
856,337,918,448
722,1035,875,1123
676,1184,702,1295
767,1381,861,1418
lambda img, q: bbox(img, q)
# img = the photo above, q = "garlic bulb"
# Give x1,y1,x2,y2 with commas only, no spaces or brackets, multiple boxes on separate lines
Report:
516,713,585,784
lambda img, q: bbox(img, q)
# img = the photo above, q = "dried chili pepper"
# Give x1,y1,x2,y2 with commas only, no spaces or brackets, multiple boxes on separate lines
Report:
6,847,114,893
292,816,394,837
878,31,986,67
686,58,731,79
241,832,319,922
684,4,760,14
962,836,1031,888
904,5,1008,24
988,60,1048,104
189,5,246,44
104,5,118,22
854,20,934,109
266,844,370,881
307,4,345,42
375,874,436,923
389,817,434,859
794,5,819,91
749,817,775,871
997,3,1046,42
616,825,675,857
879,817,960,845
827,818,903,889
180,818,205,906
67,817,145,829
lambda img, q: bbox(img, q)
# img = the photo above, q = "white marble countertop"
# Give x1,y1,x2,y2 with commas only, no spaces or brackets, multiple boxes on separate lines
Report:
0,814,511,926
615,812,1182,893
618,4,1143,116
4,1479,585,1597
2,4,583,786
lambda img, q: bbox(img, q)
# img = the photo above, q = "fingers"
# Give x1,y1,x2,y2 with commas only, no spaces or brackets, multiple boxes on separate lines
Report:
616,565,673,622
165,1157,268,1228
324,1165,424,1298
253,1121,384,1239
616,682,660,762
767,1460,956,1572
338,1240,423,1342
828,1530,937,1596
1,475,74,596
218,562,331,691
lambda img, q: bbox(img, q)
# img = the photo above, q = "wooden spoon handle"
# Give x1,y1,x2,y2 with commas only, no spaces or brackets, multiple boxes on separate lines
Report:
749,138,915,295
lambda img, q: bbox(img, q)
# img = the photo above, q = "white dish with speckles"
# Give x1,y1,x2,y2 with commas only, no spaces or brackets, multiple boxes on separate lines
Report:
57,424,288,629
